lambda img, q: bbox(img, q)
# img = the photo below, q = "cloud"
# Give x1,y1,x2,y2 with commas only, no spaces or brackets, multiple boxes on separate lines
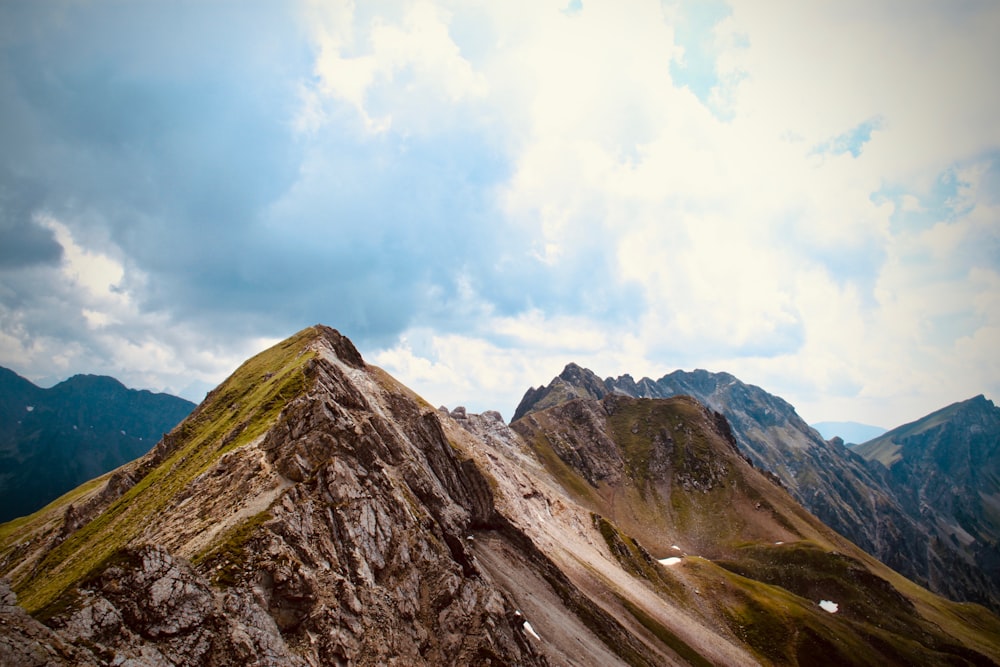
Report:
371,0,1000,424
812,117,885,158
667,0,741,113
307,0,489,134
0,0,997,428
372,319,653,419
0,215,62,269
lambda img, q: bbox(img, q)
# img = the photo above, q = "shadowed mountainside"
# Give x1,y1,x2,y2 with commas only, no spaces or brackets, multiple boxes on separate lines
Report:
0,367,195,522
855,395,1000,609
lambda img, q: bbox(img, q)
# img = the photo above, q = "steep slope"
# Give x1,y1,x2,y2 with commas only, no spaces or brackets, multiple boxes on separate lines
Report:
0,367,195,522
622,370,922,564
2,327,999,666
855,395,1000,609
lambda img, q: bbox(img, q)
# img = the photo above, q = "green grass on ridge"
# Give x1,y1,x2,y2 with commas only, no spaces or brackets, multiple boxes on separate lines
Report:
14,327,319,614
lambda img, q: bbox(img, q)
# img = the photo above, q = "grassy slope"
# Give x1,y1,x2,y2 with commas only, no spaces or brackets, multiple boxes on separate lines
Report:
0,326,320,614
853,437,903,467
524,396,828,556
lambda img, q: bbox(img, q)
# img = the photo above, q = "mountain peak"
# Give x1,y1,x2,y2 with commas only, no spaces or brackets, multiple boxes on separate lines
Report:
1,325,554,665
556,361,605,388
511,362,608,422
310,323,365,369
964,393,994,411
56,373,129,394
857,393,1000,466
853,391,1000,608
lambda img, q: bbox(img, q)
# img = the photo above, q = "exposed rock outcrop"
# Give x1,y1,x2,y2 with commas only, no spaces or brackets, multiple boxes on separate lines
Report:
46,545,306,667
0,579,98,667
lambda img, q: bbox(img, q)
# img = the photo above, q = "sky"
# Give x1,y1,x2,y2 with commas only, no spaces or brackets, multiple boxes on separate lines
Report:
1,0,998,429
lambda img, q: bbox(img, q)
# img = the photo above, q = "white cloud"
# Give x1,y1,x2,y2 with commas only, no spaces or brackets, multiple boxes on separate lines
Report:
0,215,283,401
491,309,608,352
372,311,657,418
307,0,488,135
3,0,997,429
38,215,126,307
373,330,533,415
361,0,1000,425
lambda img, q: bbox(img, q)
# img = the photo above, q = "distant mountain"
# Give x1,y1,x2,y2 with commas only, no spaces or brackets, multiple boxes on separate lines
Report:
3,326,998,665
854,395,1000,608
0,367,195,522
811,421,886,445
513,365,1000,613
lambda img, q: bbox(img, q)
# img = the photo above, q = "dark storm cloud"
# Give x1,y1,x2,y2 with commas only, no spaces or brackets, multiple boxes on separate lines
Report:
0,170,62,268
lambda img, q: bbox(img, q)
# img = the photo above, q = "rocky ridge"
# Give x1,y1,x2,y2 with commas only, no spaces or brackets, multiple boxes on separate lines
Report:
2,326,548,665
507,391,1000,664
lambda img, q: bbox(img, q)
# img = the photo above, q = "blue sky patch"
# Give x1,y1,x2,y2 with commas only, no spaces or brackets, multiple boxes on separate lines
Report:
563,0,583,17
668,0,732,104
812,117,885,158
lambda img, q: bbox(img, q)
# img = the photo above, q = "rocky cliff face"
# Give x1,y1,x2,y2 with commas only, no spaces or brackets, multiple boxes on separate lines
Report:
512,364,992,612
0,367,195,522
2,326,999,666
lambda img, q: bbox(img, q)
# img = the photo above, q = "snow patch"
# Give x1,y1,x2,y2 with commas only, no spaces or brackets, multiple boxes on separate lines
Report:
523,620,540,641
658,557,682,566
775,541,783,545
819,600,838,613
671,545,681,551
25,406,34,412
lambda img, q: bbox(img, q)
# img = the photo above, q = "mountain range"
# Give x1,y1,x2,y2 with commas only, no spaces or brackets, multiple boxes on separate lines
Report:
0,367,195,522
514,364,1000,613
0,326,998,666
